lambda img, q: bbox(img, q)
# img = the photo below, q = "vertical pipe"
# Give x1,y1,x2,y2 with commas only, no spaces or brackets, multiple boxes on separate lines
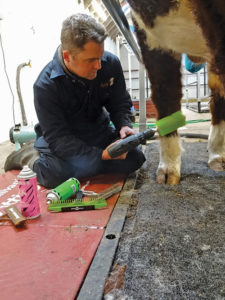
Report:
16,62,30,126
145,76,149,99
197,71,201,113
116,36,120,60
128,52,132,97
185,72,189,108
139,63,146,132
203,65,206,96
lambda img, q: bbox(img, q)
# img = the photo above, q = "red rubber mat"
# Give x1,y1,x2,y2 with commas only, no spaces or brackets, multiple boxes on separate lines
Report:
0,170,125,300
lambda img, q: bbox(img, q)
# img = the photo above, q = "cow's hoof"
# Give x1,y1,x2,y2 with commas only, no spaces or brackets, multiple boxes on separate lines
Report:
208,156,225,171
157,169,180,185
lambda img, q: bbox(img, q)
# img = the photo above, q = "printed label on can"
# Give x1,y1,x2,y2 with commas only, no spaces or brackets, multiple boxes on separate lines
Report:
18,166,40,219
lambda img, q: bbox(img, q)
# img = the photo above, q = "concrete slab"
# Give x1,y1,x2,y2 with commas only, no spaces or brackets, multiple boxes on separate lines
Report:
106,141,225,299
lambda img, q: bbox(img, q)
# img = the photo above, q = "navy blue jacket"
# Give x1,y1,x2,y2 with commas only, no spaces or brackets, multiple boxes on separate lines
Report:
33,48,132,161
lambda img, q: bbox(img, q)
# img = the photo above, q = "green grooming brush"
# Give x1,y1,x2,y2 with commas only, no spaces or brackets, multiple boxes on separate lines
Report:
156,110,186,136
48,198,107,212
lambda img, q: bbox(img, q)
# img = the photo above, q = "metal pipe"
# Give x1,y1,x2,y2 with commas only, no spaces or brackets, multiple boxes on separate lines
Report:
102,0,142,62
116,35,120,59
16,61,31,126
139,63,146,132
128,52,132,96
197,71,201,113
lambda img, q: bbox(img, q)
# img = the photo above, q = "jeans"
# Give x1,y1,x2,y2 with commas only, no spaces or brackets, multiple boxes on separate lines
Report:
33,135,146,188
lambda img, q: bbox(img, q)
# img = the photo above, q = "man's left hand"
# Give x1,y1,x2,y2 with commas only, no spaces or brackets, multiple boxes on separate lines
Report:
120,126,135,139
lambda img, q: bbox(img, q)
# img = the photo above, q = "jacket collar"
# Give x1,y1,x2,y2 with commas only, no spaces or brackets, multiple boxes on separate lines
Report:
50,45,107,81
50,46,65,79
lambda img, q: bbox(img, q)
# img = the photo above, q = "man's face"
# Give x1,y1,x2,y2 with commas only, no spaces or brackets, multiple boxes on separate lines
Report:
63,41,104,80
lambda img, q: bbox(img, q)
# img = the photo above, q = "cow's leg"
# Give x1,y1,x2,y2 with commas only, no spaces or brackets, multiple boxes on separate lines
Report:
207,72,225,171
131,18,182,184
147,51,182,185
188,1,225,171
137,47,182,184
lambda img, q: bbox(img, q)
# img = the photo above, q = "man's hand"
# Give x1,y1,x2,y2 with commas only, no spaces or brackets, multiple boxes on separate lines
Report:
102,127,136,160
102,140,128,160
120,126,135,139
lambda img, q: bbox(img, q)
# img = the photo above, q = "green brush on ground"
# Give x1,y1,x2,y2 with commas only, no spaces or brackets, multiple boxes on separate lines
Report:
48,198,107,212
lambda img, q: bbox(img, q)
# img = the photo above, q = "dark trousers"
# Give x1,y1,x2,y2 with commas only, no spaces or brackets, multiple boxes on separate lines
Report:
33,133,146,188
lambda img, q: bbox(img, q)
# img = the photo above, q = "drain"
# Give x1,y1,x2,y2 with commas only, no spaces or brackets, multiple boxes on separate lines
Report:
106,234,116,239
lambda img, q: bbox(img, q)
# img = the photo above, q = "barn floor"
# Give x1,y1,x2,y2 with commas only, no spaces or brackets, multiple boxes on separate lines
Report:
2,105,224,300
104,140,225,300
103,106,225,299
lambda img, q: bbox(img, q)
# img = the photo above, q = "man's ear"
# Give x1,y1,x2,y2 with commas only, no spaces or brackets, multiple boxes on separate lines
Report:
63,50,70,63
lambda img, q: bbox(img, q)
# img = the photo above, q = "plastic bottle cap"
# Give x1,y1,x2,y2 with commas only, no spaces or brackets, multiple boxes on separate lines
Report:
17,165,36,179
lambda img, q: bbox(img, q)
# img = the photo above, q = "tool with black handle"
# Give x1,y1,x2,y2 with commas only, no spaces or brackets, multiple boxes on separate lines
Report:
107,128,155,158
107,110,187,158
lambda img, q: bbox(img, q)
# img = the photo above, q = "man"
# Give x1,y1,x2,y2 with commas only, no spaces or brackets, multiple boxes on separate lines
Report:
6,13,145,188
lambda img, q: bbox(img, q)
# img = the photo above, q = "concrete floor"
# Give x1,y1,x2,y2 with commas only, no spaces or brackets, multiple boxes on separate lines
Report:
107,141,225,299
180,105,210,136
102,105,225,300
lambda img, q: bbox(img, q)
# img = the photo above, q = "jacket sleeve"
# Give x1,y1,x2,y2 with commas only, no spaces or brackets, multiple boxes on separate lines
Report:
33,81,103,162
104,55,133,131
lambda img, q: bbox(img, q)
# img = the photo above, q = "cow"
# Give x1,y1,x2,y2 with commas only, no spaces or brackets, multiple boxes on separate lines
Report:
126,0,225,185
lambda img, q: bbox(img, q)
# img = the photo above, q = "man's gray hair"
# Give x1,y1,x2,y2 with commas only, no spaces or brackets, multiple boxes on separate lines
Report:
61,13,107,51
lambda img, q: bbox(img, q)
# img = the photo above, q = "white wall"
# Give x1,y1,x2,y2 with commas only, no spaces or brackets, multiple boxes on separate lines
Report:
0,0,87,143
104,37,116,55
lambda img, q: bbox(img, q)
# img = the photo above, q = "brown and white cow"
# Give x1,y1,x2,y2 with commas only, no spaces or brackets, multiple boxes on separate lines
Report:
126,0,225,184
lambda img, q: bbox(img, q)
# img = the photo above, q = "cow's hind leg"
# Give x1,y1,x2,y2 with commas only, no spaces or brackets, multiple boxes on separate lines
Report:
141,48,182,184
190,0,225,170
208,72,225,171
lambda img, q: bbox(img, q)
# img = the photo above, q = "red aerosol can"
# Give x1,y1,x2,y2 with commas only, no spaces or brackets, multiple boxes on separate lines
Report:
18,165,40,219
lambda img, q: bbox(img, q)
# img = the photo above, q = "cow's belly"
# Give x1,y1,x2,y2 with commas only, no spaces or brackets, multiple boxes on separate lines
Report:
133,0,211,61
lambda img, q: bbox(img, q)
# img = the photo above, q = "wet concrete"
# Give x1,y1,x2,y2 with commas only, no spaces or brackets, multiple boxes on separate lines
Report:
105,141,225,300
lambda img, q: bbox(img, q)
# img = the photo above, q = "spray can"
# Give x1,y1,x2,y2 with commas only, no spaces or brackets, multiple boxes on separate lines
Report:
18,165,40,219
46,177,80,203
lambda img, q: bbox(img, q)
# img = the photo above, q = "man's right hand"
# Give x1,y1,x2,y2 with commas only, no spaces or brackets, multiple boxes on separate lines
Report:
102,140,128,160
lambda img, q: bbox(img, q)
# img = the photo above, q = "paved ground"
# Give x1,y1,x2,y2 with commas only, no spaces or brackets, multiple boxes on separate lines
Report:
104,140,225,300
103,106,225,300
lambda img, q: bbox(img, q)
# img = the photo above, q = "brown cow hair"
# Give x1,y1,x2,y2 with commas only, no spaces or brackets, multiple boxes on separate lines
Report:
190,0,225,74
128,0,178,28
132,18,182,121
210,90,225,125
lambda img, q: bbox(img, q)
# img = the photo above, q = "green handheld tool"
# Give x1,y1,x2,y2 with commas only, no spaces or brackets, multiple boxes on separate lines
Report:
48,198,107,212
107,110,186,158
